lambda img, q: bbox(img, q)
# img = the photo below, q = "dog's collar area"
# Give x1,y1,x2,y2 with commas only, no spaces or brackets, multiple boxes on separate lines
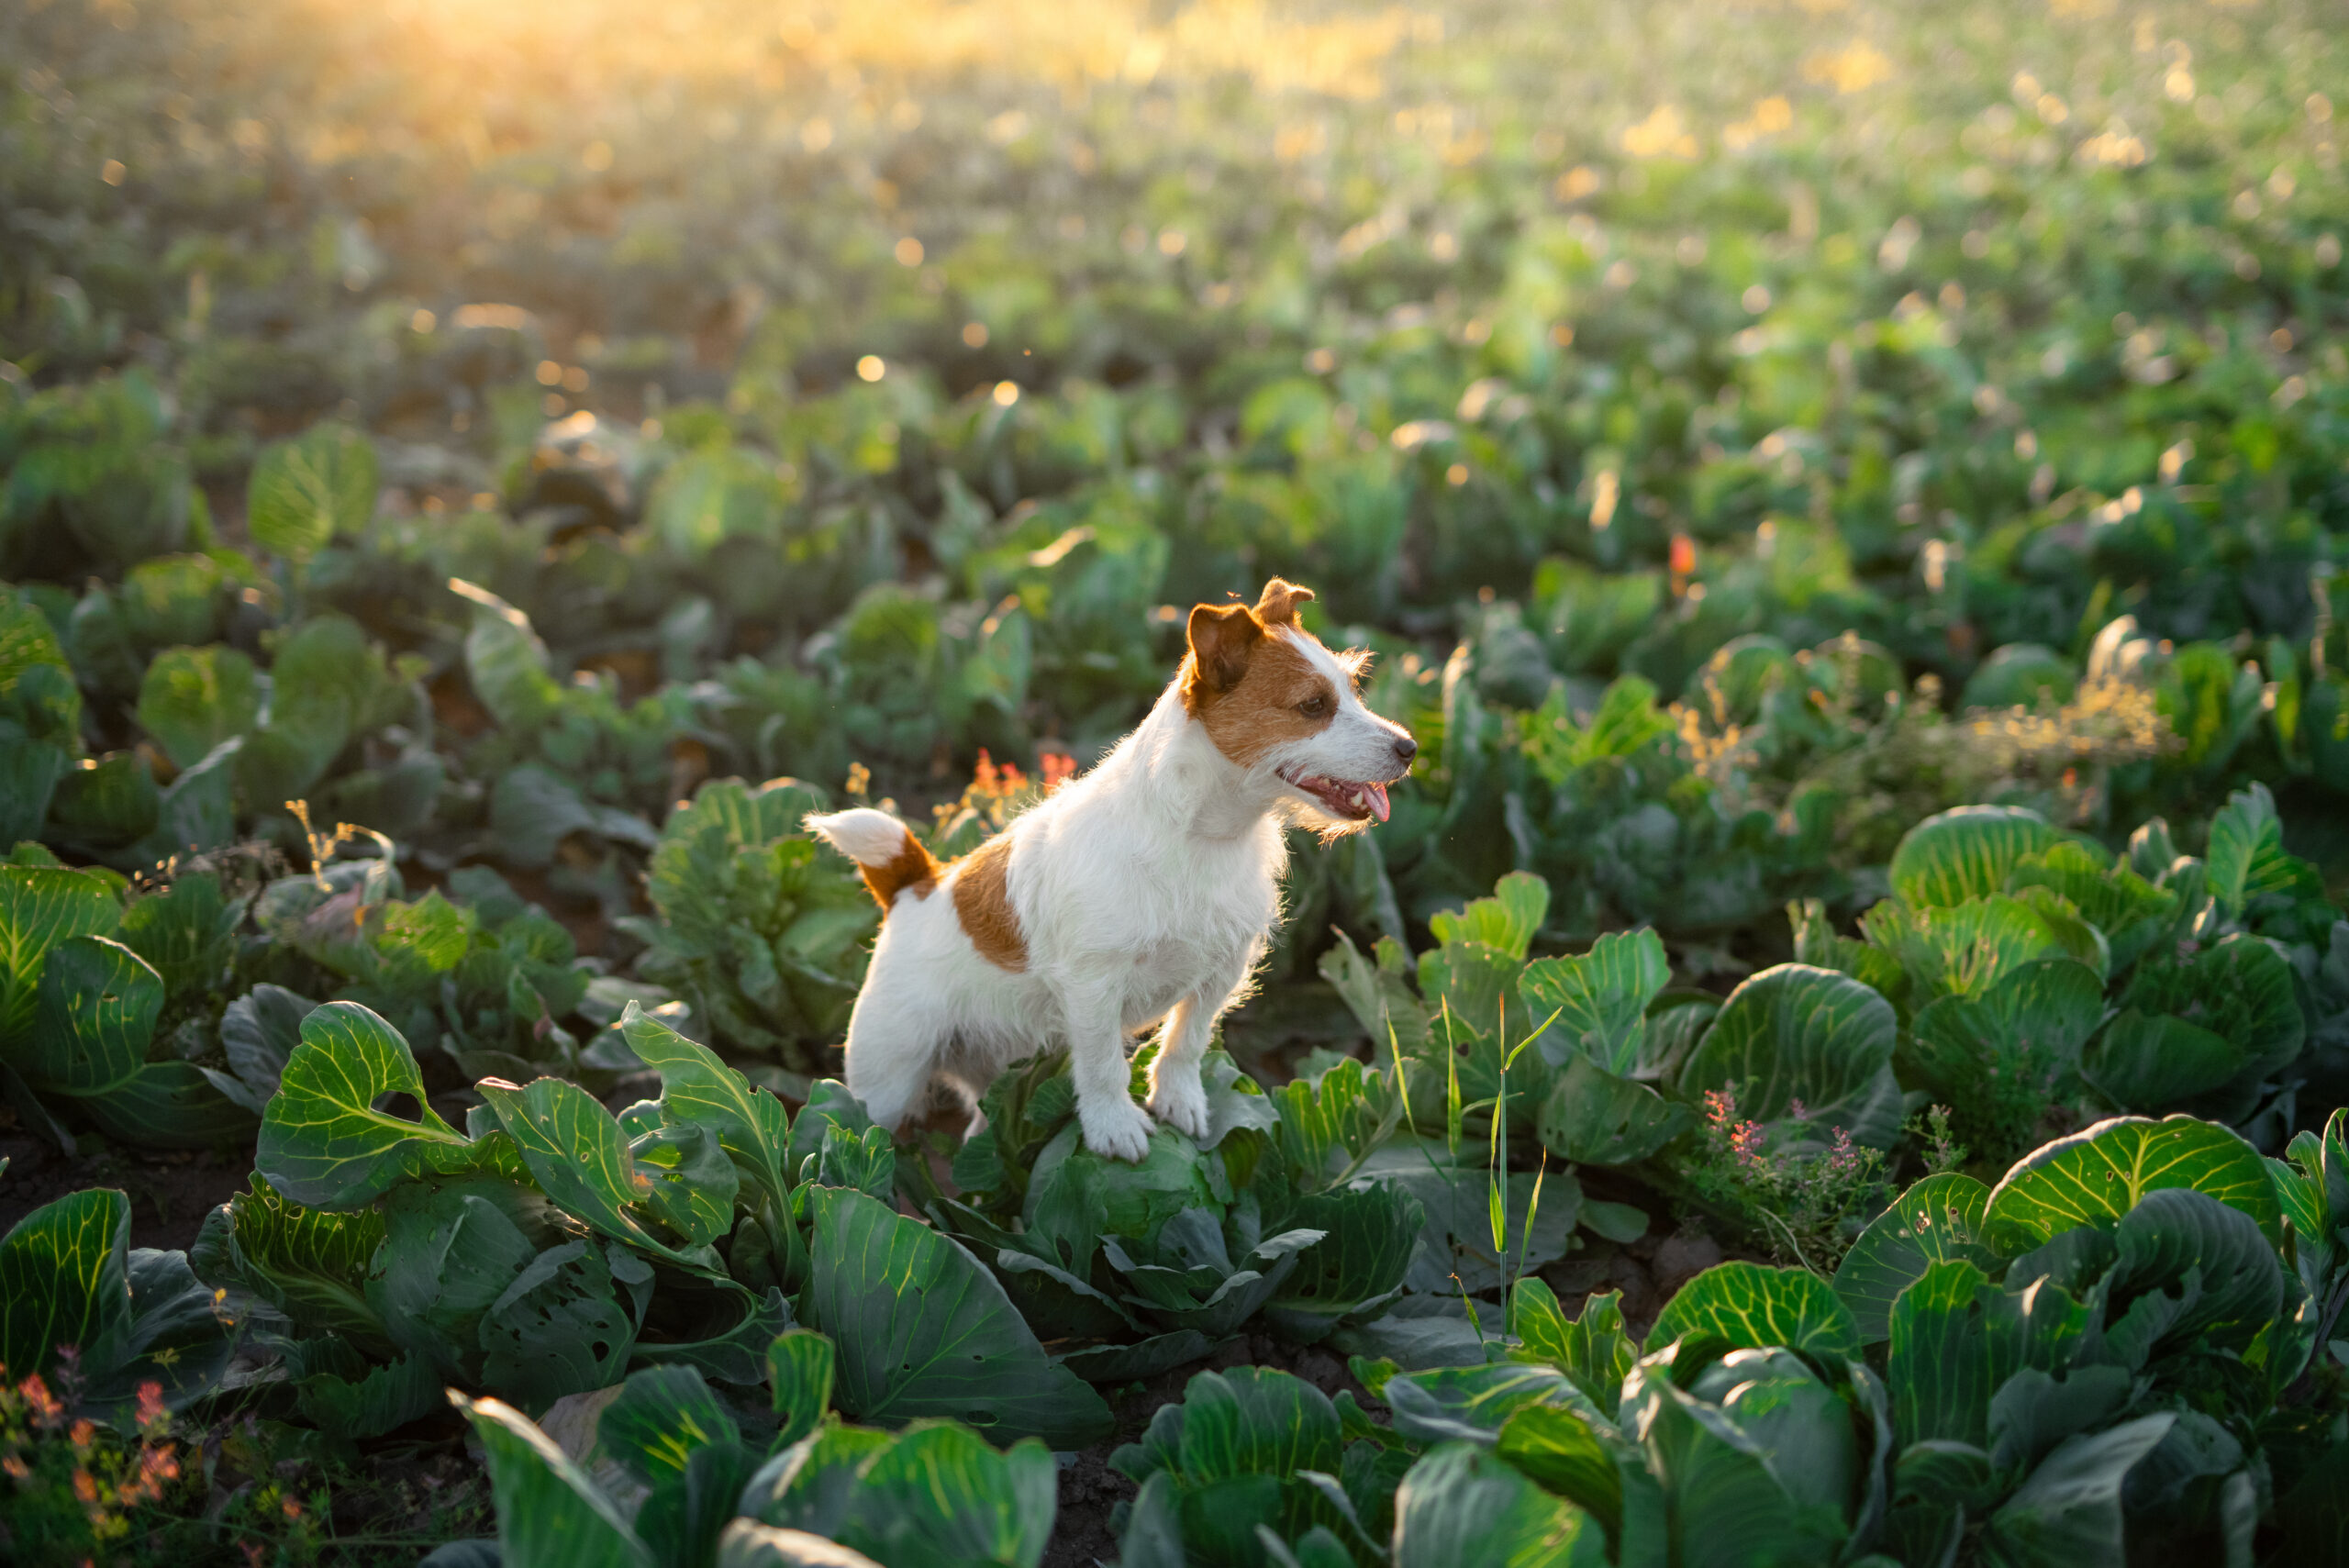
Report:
1275,764,1391,822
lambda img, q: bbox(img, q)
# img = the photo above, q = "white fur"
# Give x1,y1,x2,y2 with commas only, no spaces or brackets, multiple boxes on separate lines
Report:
807,627,1414,1161
804,806,916,864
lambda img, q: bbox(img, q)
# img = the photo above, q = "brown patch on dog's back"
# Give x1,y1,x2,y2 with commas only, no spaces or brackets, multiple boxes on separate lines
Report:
952,833,1027,971
856,834,941,910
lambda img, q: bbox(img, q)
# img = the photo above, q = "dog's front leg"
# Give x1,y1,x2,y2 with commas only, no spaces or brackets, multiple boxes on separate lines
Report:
1062,984,1156,1162
1142,995,1214,1140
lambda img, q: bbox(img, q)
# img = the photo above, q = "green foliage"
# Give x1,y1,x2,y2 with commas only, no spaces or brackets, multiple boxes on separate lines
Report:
11,1,2349,1558
621,778,873,1070
932,1046,1421,1372
1131,1104,2343,1568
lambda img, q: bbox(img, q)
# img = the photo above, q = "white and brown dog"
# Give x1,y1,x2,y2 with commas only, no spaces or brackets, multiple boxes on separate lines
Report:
805,578,1417,1162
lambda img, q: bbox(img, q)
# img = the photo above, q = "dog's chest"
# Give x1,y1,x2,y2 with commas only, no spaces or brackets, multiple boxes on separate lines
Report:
1098,841,1279,1012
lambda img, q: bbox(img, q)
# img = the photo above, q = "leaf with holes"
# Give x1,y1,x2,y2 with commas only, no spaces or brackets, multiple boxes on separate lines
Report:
23,934,160,1093
1834,1173,1996,1343
475,1075,729,1273
362,1181,540,1380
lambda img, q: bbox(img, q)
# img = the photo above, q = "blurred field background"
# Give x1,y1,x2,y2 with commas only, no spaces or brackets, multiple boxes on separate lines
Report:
7,0,2349,969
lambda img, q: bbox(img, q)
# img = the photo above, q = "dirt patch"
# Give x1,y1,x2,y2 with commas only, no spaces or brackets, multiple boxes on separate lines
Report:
0,1127,253,1253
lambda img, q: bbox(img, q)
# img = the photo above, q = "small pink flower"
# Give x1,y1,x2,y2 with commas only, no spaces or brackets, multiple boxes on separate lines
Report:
135,1382,169,1435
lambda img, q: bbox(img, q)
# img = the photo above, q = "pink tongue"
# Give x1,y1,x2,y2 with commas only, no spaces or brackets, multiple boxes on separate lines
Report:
1366,782,1390,822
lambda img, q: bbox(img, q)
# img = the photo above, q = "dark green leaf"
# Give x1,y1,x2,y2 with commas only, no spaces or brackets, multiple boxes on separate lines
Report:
767,1329,835,1450
802,1185,1111,1447
23,934,160,1094
598,1363,742,1489
834,1422,1057,1568
0,864,122,1051
455,1392,651,1568
1537,1052,1691,1166
477,1076,728,1271
1677,963,1903,1148
2080,1010,2241,1112
1495,1404,1623,1543
1391,1441,1602,1568
0,1187,129,1382
206,1173,390,1350
365,1182,539,1378
1982,1414,2174,1568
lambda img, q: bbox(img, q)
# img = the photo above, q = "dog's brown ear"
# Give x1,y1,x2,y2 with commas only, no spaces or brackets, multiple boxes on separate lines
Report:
1186,601,1264,697
1253,578,1315,627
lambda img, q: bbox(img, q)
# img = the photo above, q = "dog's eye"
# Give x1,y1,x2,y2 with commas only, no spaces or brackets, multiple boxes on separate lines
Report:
1297,695,1329,718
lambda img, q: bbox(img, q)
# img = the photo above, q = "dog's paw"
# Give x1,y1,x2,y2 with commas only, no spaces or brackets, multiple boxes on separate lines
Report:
1145,1075,1211,1141
1079,1095,1156,1163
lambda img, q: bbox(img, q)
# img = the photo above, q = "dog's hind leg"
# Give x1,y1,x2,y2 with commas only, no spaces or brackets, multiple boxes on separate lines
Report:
840,982,948,1136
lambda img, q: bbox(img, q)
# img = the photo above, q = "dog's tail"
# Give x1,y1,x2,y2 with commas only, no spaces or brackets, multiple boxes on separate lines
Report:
805,808,941,911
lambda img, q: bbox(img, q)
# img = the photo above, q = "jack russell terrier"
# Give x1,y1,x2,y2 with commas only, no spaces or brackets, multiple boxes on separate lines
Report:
806,578,1417,1162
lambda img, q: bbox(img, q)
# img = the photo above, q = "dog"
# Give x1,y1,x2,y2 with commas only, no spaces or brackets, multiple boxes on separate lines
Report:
804,578,1418,1162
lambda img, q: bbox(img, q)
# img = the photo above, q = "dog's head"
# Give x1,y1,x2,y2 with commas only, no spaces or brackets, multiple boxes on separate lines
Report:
1180,578,1418,835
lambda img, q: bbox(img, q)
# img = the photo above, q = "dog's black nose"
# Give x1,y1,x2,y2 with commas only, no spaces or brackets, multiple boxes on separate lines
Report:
1393,734,1418,763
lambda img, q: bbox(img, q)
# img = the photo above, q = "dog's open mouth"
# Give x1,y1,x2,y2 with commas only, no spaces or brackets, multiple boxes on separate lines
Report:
1277,766,1391,823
